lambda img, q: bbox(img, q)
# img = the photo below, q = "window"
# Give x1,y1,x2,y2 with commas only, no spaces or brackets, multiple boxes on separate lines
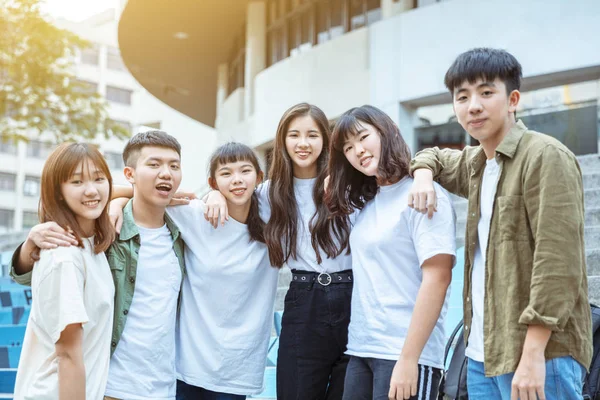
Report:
266,0,381,66
106,86,133,105
80,44,100,65
27,140,54,159
104,151,124,170
228,30,246,95
0,173,16,191
0,209,14,233
107,47,127,71
23,176,40,197
0,140,17,155
109,119,132,135
74,79,97,94
22,211,39,229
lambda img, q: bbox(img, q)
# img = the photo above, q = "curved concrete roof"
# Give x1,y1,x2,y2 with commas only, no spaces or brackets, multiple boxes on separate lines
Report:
118,0,248,127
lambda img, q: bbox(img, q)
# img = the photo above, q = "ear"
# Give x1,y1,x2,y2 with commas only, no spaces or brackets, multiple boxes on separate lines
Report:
124,166,135,185
508,89,521,114
256,171,264,186
208,177,218,190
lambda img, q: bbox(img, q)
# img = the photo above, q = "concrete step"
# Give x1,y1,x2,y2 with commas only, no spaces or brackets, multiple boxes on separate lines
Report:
588,248,600,275
586,208,600,227
586,188,600,206
583,170,600,190
588,275,600,305
578,154,600,170
586,226,600,247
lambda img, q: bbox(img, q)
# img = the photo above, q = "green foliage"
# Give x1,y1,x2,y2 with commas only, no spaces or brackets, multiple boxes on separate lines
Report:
0,0,130,145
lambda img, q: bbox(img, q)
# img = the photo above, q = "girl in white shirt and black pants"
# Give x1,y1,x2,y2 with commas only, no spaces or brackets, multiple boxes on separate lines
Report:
326,105,456,400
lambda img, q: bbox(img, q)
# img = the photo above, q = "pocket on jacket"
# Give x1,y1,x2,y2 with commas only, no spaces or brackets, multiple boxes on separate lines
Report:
496,195,529,241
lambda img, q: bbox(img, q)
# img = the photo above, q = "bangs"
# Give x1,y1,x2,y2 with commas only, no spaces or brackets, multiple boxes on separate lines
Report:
332,113,367,152
209,142,261,176
56,143,111,183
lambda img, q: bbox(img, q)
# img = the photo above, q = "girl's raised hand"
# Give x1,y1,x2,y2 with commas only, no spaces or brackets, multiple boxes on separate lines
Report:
170,191,197,206
109,197,129,234
203,190,228,228
28,222,78,249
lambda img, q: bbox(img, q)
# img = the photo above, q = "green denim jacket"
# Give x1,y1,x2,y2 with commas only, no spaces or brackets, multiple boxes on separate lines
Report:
10,199,186,356
410,120,592,377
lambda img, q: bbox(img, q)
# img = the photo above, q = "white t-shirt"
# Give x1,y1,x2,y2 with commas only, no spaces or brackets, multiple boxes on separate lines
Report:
167,200,279,395
105,224,182,400
257,178,353,273
14,240,114,400
346,177,456,369
465,157,500,362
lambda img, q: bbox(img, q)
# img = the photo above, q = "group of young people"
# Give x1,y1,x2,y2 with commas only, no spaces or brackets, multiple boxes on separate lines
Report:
7,47,592,400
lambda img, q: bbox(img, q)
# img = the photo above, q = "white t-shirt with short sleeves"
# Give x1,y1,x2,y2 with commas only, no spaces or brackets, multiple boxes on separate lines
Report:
14,239,114,400
256,178,353,273
167,199,279,395
346,177,456,369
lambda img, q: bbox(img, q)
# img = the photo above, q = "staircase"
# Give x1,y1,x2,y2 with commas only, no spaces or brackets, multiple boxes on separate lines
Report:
273,153,600,312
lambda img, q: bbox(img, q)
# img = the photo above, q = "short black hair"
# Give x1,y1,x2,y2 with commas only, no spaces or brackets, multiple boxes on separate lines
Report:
444,48,523,95
122,130,181,167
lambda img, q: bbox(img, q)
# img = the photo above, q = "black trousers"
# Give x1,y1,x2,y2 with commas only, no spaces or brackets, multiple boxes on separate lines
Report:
276,272,353,400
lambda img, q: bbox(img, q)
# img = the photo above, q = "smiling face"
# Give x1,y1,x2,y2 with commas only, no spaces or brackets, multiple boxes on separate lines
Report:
209,160,262,208
284,115,324,179
342,121,382,178
124,145,182,208
453,77,519,151
60,158,110,236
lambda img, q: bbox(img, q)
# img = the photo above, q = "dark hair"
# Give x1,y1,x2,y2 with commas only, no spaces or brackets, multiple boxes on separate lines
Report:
208,142,265,243
327,105,411,216
36,143,115,259
265,103,350,268
122,130,181,167
444,48,523,95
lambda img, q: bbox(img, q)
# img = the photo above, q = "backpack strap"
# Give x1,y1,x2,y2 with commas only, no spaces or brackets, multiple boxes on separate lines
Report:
444,319,464,367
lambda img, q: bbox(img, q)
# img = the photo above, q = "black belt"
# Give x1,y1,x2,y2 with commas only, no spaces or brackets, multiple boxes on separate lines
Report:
291,269,353,286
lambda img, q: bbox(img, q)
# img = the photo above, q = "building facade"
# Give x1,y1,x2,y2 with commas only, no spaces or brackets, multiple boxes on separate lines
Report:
0,8,216,234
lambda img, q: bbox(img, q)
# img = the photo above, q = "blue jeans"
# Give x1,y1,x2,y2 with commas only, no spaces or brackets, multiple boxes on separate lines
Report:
467,357,586,400
176,380,246,400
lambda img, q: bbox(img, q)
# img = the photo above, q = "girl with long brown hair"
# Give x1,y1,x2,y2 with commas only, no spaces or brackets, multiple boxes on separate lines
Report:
326,105,455,400
206,103,352,400
14,143,115,400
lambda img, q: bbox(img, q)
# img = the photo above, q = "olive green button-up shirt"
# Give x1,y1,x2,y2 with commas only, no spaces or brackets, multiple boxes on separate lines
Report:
11,199,186,356
410,120,592,377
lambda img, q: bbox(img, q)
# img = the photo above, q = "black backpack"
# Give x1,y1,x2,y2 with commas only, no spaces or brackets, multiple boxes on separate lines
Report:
584,303,600,400
438,319,468,400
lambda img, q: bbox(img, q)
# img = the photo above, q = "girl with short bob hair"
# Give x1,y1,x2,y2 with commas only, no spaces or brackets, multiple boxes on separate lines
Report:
326,105,456,400
206,103,353,400
14,142,116,400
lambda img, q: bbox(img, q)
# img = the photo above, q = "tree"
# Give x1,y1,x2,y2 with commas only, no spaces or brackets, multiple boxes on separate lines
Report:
0,0,129,144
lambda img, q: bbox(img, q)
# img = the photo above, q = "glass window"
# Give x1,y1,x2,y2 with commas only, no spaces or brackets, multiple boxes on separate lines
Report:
316,1,330,44
106,86,133,105
0,209,14,233
350,0,366,29
0,140,17,155
366,0,382,24
0,173,16,191
22,211,39,229
26,140,54,159
330,0,344,39
23,176,40,197
80,44,100,65
104,151,124,170
74,79,97,94
107,47,127,71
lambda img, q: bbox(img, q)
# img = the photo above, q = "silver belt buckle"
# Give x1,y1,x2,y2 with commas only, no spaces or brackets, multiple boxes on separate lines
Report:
317,272,332,286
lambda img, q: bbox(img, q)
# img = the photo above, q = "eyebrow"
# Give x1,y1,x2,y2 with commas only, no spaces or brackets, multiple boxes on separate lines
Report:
287,129,320,133
146,157,180,163
455,81,496,95
217,163,253,172
343,128,368,144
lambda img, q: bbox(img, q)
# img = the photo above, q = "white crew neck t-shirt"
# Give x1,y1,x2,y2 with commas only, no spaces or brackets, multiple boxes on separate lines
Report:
465,157,501,362
167,200,279,395
346,177,456,369
256,177,353,273
105,224,182,400
14,239,114,400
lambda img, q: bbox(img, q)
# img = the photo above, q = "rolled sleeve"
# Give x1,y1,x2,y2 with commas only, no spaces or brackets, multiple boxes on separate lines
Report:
520,145,585,331
9,243,33,286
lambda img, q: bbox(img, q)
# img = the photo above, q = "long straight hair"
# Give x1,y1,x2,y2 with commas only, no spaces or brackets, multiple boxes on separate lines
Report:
208,142,265,243
326,105,412,217
37,142,115,258
265,103,350,268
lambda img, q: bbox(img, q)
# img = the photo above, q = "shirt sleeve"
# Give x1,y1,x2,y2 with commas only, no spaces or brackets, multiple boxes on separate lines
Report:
36,260,88,343
166,199,207,236
409,185,457,267
519,145,585,331
256,181,271,223
9,243,33,286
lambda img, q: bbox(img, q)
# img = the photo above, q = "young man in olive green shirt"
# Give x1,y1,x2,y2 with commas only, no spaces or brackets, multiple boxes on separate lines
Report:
409,48,591,400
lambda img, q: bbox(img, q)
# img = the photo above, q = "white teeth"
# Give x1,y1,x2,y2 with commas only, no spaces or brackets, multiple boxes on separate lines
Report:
83,201,99,206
